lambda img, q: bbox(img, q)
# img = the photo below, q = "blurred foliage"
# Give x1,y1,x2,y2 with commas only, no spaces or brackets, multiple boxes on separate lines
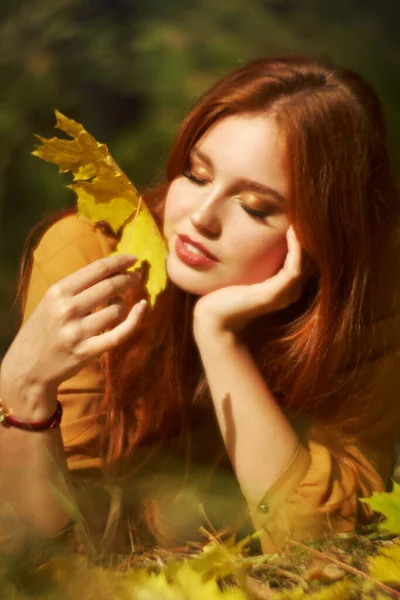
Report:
0,0,399,352
1,518,400,599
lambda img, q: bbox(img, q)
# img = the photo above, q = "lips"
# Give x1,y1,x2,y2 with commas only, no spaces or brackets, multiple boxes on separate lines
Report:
177,234,218,261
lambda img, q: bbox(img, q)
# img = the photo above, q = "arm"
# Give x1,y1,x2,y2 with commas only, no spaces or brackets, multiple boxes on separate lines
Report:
0,383,75,541
193,319,391,555
0,214,140,548
22,216,117,473
193,323,304,505
193,321,312,553
0,216,104,542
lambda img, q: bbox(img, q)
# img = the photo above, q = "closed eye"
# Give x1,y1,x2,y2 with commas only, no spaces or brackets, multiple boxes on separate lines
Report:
183,170,274,221
238,200,275,221
241,204,269,220
182,171,209,185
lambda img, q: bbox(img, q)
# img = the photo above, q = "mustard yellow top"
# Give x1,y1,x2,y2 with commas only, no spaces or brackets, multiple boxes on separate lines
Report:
19,214,400,554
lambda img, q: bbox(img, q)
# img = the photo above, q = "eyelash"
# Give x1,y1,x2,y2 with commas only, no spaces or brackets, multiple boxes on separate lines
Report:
182,171,270,221
183,171,208,186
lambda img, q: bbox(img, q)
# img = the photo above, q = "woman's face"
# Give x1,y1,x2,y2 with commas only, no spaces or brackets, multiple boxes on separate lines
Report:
163,114,290,296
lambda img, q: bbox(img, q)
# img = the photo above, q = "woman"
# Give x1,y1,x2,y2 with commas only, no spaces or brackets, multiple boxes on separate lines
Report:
1,55,400,556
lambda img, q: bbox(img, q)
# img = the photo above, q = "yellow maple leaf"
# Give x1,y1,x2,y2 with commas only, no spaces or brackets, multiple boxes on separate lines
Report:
186,527,263,580
173,562,245,599
125,563,246,600
360,481,400,534
32,110,167,307
367,544,400,585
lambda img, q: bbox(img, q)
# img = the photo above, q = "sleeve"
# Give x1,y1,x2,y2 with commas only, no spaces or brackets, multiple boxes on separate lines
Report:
244,438,386,554
20,214,118,475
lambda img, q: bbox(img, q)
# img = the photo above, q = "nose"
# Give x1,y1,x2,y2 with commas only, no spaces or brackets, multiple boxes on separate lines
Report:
190,192,222,237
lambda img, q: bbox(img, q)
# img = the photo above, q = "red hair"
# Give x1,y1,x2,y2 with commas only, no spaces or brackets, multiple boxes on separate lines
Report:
15,56,400,477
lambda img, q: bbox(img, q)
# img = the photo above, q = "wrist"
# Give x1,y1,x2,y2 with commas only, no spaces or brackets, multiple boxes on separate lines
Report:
0,399,62,431
193,303,251,339
0,376,58,422
193,315,238,346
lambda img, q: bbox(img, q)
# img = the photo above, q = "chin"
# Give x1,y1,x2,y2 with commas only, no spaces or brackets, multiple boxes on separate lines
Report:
167,272,209,296
165,256,216,296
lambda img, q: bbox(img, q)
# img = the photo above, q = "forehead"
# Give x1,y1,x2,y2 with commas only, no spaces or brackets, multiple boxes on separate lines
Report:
194,114,287,188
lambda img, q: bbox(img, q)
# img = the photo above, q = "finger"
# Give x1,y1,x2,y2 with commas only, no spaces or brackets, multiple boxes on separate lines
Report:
79,299,148,356
80,299,127,337
76,271,142,316
55,254,139,297
249,228,303,310
281,227,308,303
282,226,303,279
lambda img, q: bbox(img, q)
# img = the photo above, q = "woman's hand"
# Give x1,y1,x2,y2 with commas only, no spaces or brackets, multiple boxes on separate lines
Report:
0,254,147,412
193,227,311,337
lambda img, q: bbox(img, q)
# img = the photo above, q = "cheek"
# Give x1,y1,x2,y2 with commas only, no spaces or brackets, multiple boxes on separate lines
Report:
163,180,186,238
239,234,288,284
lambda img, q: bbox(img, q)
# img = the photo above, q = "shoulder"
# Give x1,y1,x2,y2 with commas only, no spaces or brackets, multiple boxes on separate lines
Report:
22,213,119,322
24,213,119,302
33,213,118,266
33,213,119,282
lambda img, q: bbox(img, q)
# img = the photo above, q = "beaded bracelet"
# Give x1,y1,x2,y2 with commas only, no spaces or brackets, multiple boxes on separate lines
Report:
0,400,63,431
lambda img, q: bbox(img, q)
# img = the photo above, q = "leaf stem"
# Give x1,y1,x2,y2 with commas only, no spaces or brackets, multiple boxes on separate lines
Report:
121,195,143,255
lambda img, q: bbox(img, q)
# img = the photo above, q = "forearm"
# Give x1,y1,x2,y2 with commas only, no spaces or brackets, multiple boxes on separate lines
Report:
0,384,75,542
195,324,301,505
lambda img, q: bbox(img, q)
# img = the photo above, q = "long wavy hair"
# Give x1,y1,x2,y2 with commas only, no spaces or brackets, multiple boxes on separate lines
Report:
15,56,400,480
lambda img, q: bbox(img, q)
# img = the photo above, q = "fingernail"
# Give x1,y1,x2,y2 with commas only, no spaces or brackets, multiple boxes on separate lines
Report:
136,299,147,314
125,254,138,261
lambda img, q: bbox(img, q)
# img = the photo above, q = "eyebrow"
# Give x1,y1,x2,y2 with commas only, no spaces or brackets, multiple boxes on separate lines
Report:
190,146,285,204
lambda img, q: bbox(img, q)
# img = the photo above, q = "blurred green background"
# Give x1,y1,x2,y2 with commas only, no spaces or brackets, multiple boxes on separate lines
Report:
1,0,399,355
